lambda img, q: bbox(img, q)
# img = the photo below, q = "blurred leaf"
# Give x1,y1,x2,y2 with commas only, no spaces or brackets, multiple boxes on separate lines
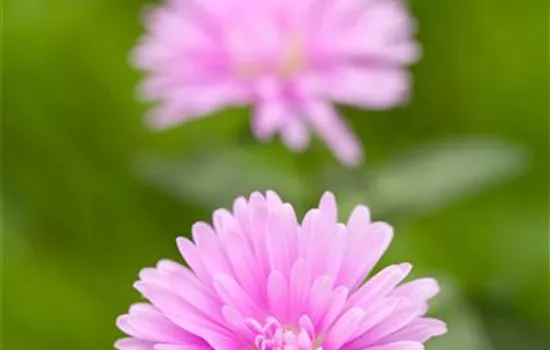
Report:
338,137,527,217
369,137,526,214
136,148,309,209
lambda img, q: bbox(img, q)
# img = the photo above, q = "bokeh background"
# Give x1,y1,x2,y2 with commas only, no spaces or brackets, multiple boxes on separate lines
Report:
3,0,549,349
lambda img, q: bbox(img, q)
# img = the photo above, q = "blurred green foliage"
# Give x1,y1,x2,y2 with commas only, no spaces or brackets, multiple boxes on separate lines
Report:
3,0,549,349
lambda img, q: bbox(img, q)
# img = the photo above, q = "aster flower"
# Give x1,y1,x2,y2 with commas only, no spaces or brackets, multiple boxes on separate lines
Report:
134,0,420,165
116,191,446,349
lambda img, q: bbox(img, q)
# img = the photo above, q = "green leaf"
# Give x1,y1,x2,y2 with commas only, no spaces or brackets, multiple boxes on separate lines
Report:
136,147,309,208
337,137,526,217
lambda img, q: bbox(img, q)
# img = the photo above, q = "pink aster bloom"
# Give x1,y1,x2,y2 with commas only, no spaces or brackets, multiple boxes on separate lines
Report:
134,0,420,165
116,191,446,349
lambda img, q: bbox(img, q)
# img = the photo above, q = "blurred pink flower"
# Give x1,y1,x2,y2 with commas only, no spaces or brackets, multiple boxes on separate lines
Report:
116,191,446,349
134,0,420,166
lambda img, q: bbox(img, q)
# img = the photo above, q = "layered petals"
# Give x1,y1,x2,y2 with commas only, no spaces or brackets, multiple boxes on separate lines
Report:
116,191,446,349
134,0,420,165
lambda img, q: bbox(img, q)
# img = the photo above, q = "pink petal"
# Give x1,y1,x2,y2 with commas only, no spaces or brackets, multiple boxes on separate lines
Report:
302,99,364,166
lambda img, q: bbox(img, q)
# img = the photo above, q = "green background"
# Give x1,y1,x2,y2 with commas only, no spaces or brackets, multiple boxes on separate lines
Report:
3,0,549,349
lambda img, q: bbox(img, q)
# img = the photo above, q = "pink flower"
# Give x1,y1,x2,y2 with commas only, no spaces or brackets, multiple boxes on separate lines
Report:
116,191,446,349
134,0,420,166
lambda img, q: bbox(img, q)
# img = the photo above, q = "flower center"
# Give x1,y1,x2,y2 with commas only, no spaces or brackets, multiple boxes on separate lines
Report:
247,316,322,350
278,33,307,78
232,29,308,80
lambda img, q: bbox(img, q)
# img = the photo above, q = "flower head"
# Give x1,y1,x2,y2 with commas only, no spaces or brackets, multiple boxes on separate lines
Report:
134,0,420,165
116,191,446,349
